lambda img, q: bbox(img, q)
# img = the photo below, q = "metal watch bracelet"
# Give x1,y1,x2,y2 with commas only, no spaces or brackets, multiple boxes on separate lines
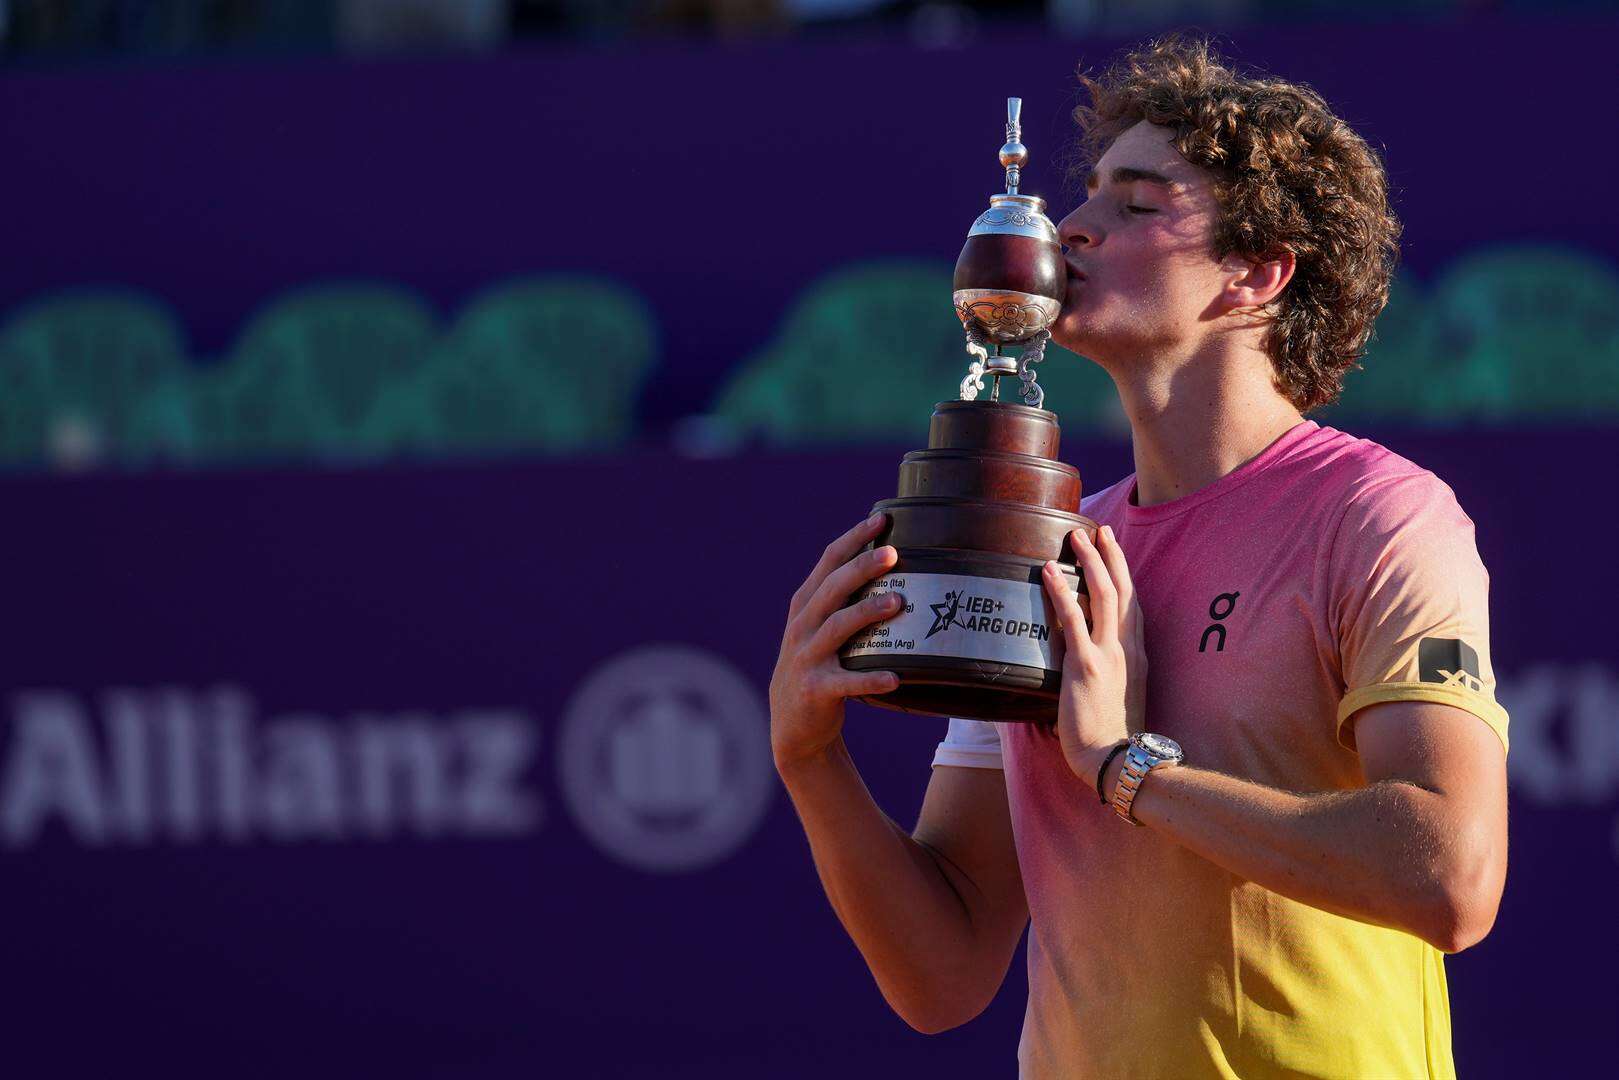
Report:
1110,734,1185,825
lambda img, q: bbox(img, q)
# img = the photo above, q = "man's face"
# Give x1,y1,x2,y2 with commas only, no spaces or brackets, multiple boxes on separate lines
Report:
1051,120,1229,365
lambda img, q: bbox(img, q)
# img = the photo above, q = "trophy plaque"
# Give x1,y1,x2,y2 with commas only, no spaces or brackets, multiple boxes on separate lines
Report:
840,98,1096,724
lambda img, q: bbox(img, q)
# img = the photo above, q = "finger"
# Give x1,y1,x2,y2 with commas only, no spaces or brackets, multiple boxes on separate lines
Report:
823,668,902,699
1041,559,1090,655
1070,528,1116,646
1098,526,1145,656
1096,524,1135,626
788,512,888,622
809,589,905,658
799,543,899,633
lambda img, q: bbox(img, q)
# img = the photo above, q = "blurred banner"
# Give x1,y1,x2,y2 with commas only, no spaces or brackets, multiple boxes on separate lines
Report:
3,13,1617,1079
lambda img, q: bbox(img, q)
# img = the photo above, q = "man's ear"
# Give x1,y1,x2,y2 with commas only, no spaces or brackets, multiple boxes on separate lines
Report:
1220,250,1296,313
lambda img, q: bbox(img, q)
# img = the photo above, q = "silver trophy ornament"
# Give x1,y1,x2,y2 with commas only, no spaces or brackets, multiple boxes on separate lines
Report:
951,97,1066,409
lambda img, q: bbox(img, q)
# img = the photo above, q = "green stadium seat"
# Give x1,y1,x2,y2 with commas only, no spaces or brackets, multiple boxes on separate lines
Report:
367,277,656,455
1427,247,1619,420
1325,274,1445,424
123,371,238,465
1315,248,1619,427
205,284,439,461
710,260,1119,447
0,291,187,468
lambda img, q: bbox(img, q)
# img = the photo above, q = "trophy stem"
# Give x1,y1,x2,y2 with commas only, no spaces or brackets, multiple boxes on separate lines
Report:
958,333,1049,408
1016,330,1050,410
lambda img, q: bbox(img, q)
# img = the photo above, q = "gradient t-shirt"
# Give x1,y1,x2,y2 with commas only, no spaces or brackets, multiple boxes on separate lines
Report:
934,420,1507,1080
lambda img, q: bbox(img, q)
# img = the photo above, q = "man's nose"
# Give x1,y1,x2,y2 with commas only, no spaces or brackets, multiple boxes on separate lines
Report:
1057,206,1097,249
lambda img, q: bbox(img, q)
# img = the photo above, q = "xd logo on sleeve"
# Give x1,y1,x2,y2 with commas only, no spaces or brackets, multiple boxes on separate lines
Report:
1419,638,1483,693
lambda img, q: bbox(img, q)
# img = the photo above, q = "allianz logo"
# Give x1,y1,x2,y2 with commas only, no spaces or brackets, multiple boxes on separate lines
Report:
0,645,776,871
0,687,541,848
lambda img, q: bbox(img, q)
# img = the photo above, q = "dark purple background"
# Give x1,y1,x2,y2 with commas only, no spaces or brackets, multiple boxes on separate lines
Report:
8,429,1617,1077
4,17,1618,1078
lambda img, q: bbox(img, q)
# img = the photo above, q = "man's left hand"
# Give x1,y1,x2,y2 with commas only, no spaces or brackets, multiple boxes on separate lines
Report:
1041,525,1146,789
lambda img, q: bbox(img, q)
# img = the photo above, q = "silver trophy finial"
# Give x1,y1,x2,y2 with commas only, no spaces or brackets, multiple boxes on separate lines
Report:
1000,97,1028,195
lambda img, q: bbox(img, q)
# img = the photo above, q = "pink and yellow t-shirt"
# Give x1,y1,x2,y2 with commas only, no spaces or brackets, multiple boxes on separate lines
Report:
934,420,1507,1079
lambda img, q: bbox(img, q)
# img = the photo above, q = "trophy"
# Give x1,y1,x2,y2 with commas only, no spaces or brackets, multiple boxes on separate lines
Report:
840,98,1096,724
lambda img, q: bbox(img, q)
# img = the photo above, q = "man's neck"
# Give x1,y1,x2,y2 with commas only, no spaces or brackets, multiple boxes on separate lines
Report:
1111,341,1304,508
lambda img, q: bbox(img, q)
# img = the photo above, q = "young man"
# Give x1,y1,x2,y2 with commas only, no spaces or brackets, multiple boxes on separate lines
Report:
769,36,1507,1079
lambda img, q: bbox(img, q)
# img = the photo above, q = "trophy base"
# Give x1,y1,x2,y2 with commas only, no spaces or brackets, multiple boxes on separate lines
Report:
845,654,1060,724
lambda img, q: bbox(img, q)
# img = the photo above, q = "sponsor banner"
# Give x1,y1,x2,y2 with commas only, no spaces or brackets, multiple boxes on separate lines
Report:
2,434,1617,1076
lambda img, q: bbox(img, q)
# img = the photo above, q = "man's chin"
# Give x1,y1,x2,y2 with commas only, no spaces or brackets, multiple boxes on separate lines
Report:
1048,319,1124,371
1049,314,1099,358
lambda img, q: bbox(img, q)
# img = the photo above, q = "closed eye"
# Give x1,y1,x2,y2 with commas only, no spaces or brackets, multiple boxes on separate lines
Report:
1126,206,1157,215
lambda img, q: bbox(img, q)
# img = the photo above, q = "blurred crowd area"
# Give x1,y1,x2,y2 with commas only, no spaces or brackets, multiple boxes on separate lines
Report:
0,0,1606,56
5,2,1614,472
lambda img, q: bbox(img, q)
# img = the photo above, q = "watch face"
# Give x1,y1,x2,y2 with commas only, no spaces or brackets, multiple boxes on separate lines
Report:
1136,733,1182,761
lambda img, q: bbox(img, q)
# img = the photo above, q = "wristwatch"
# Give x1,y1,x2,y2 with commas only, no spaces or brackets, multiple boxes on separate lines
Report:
1111,732,1185,825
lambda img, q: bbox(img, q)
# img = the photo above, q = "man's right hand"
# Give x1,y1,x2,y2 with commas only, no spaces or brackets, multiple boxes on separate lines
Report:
769,512,906,770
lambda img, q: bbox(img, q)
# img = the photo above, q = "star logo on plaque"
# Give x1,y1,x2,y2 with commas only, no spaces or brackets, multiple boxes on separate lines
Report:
557,644,774,873
927,592,961,639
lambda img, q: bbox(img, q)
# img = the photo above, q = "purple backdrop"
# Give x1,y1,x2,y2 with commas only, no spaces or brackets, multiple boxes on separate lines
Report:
4,16,1619,1078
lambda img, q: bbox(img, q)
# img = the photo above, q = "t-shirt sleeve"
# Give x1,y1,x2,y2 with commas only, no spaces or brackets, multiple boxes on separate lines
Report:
932,717,1004,769
1330,471,1509,755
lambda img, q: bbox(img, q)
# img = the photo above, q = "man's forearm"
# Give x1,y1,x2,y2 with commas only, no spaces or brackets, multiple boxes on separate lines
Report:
1118,762,1498,952
776,737,990,1029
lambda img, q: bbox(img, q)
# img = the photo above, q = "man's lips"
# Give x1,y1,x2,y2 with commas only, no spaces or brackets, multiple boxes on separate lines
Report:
1065,262,1087,281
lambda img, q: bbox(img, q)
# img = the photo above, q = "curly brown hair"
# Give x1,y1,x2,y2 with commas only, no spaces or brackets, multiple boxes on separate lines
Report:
1072,35,1401,411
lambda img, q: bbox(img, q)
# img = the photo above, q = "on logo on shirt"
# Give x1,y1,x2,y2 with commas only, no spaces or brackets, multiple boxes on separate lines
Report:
1199,591,1242,653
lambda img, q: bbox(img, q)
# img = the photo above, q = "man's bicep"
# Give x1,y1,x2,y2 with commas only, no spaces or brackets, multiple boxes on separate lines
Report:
1353,699,1506,791
1353,700,1509,946
913,764,1028,955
